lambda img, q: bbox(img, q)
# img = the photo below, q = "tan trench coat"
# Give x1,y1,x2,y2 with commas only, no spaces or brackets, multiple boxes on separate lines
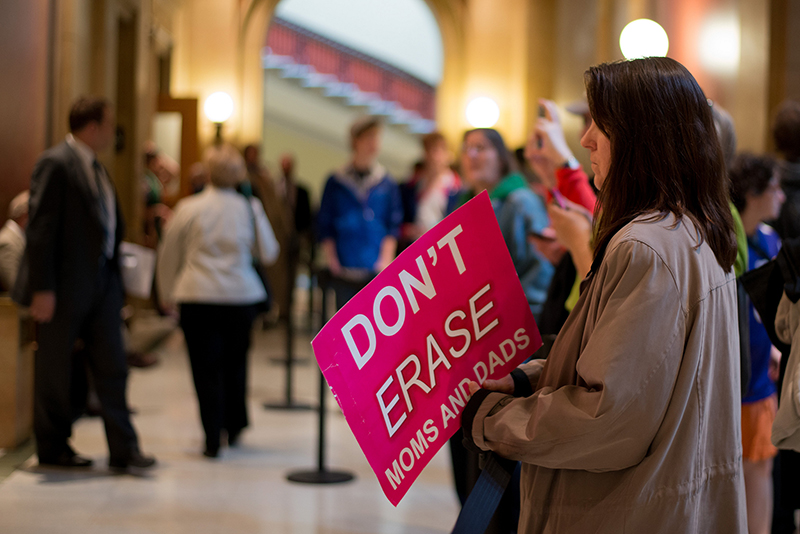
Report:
468,213,746,533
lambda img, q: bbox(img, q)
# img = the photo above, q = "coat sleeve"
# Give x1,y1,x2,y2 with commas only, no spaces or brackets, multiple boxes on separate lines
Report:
156,203,189,306
468,239,685,472
26,157,67,293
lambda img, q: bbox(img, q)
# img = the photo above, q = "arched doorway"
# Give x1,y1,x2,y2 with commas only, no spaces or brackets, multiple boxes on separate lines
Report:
259,0,446,188
238,0,466,154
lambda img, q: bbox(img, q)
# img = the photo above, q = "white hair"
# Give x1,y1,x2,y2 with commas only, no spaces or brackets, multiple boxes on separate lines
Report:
203,144,246,188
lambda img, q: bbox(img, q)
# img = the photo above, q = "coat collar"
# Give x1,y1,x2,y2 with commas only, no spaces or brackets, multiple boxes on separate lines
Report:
334,162,387,202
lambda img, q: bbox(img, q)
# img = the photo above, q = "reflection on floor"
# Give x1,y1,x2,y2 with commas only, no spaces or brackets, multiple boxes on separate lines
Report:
0,324,460,533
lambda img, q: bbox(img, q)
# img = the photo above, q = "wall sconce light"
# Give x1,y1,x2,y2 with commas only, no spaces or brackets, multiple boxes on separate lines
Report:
466,97,500,128
699,12,740,75
204,91,234,142
619,19,669,59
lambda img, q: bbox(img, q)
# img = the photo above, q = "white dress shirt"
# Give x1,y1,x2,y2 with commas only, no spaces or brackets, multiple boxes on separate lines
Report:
156,186,279,305
66,133,116,257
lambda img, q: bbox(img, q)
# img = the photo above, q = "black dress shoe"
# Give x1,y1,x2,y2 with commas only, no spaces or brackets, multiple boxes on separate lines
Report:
202,448,219,458
109,451,157,470
39,451,94,468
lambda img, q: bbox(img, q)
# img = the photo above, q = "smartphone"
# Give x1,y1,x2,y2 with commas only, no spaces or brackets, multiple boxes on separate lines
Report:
529,232,556,242
528,229,557,242
549,188,568,209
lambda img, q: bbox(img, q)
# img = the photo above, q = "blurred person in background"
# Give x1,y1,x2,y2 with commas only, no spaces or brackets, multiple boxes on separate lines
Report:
277,153,313,297
244,143,291,320
459,128,553,320
14,96,155,470
773,100,800,241
399,132,461,252
142,145,173,249
525,99,596,212
188,162,209,195
523,99,597,336
729,153,785,534
769,99,800,534
317,116,402,309
0,190,29,292
157,143,279,458
449,128,552,529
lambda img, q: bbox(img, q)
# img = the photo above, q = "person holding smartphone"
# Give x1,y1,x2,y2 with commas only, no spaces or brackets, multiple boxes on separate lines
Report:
525,100,598,335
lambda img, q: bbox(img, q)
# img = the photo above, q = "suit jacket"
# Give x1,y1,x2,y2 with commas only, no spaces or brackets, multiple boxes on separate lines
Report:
12,141,125,307
0,220,25,292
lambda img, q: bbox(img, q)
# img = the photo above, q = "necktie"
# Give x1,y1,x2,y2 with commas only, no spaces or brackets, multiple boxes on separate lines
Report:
92,159,112,258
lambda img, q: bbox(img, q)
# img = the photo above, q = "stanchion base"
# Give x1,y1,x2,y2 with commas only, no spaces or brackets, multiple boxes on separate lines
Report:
287,469,355,484
263,402,315,411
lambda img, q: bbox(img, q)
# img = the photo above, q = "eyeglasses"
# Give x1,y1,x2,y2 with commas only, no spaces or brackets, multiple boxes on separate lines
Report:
462,144,492,156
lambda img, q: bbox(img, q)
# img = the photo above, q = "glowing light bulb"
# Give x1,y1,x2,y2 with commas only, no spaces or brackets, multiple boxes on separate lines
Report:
204,92,234,123
699,12,740,75
465,97,500,128
619,19,669,59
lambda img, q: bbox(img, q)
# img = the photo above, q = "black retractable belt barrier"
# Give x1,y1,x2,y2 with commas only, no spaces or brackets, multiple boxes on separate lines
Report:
286,270,354,484
451,452,517,534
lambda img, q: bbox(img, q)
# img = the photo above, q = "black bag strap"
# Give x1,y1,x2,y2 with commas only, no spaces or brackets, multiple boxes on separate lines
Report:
451,452,517,534
242,195,264,265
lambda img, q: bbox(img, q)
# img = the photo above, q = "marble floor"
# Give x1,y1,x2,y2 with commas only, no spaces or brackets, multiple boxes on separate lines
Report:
0,322,460,534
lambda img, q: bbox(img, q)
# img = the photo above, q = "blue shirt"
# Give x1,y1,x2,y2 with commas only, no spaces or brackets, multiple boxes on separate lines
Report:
743,223,781,403
317,167,402,271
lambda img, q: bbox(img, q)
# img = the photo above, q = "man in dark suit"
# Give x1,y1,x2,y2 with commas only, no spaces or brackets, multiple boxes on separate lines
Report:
13,96,155,470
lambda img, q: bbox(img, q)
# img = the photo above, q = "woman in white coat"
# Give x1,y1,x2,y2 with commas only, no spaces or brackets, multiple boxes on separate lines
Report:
157,143,279,458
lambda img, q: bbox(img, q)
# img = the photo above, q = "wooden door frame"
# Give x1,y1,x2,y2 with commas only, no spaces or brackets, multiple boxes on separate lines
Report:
156,94,198,199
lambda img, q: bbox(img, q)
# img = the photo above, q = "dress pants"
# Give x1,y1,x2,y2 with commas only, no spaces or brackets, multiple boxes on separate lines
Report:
179,303,257,453
34,263,138,462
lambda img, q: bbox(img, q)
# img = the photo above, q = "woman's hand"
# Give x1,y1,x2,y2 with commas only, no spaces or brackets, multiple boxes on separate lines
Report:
525,99,576,184
528,231,568,267
769,346,782,383
548,200,594,277
548,201,592,251
467,374,515,396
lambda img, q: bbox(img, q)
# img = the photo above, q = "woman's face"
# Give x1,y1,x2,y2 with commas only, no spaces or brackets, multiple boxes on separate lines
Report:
461,131,503,188
580,120,611,189
747,174,786,223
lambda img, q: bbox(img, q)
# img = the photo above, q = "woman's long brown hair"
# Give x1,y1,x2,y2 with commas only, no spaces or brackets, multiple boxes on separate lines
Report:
586,57,737,273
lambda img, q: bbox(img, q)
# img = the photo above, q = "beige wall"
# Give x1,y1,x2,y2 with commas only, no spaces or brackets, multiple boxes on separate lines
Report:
3,0,799,227
0,0,175,241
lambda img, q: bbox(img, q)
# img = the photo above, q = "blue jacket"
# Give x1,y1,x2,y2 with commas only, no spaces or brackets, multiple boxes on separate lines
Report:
317,164,402,270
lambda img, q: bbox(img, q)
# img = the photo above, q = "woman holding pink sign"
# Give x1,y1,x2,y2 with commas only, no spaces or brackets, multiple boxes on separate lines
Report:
462,57,746,533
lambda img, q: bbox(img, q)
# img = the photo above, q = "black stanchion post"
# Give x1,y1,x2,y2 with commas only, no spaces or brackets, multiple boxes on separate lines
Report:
287,271,355,484
264,254,313,411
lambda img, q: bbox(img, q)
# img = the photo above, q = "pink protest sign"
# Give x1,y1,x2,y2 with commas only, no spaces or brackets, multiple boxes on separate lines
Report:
312,191,541,506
